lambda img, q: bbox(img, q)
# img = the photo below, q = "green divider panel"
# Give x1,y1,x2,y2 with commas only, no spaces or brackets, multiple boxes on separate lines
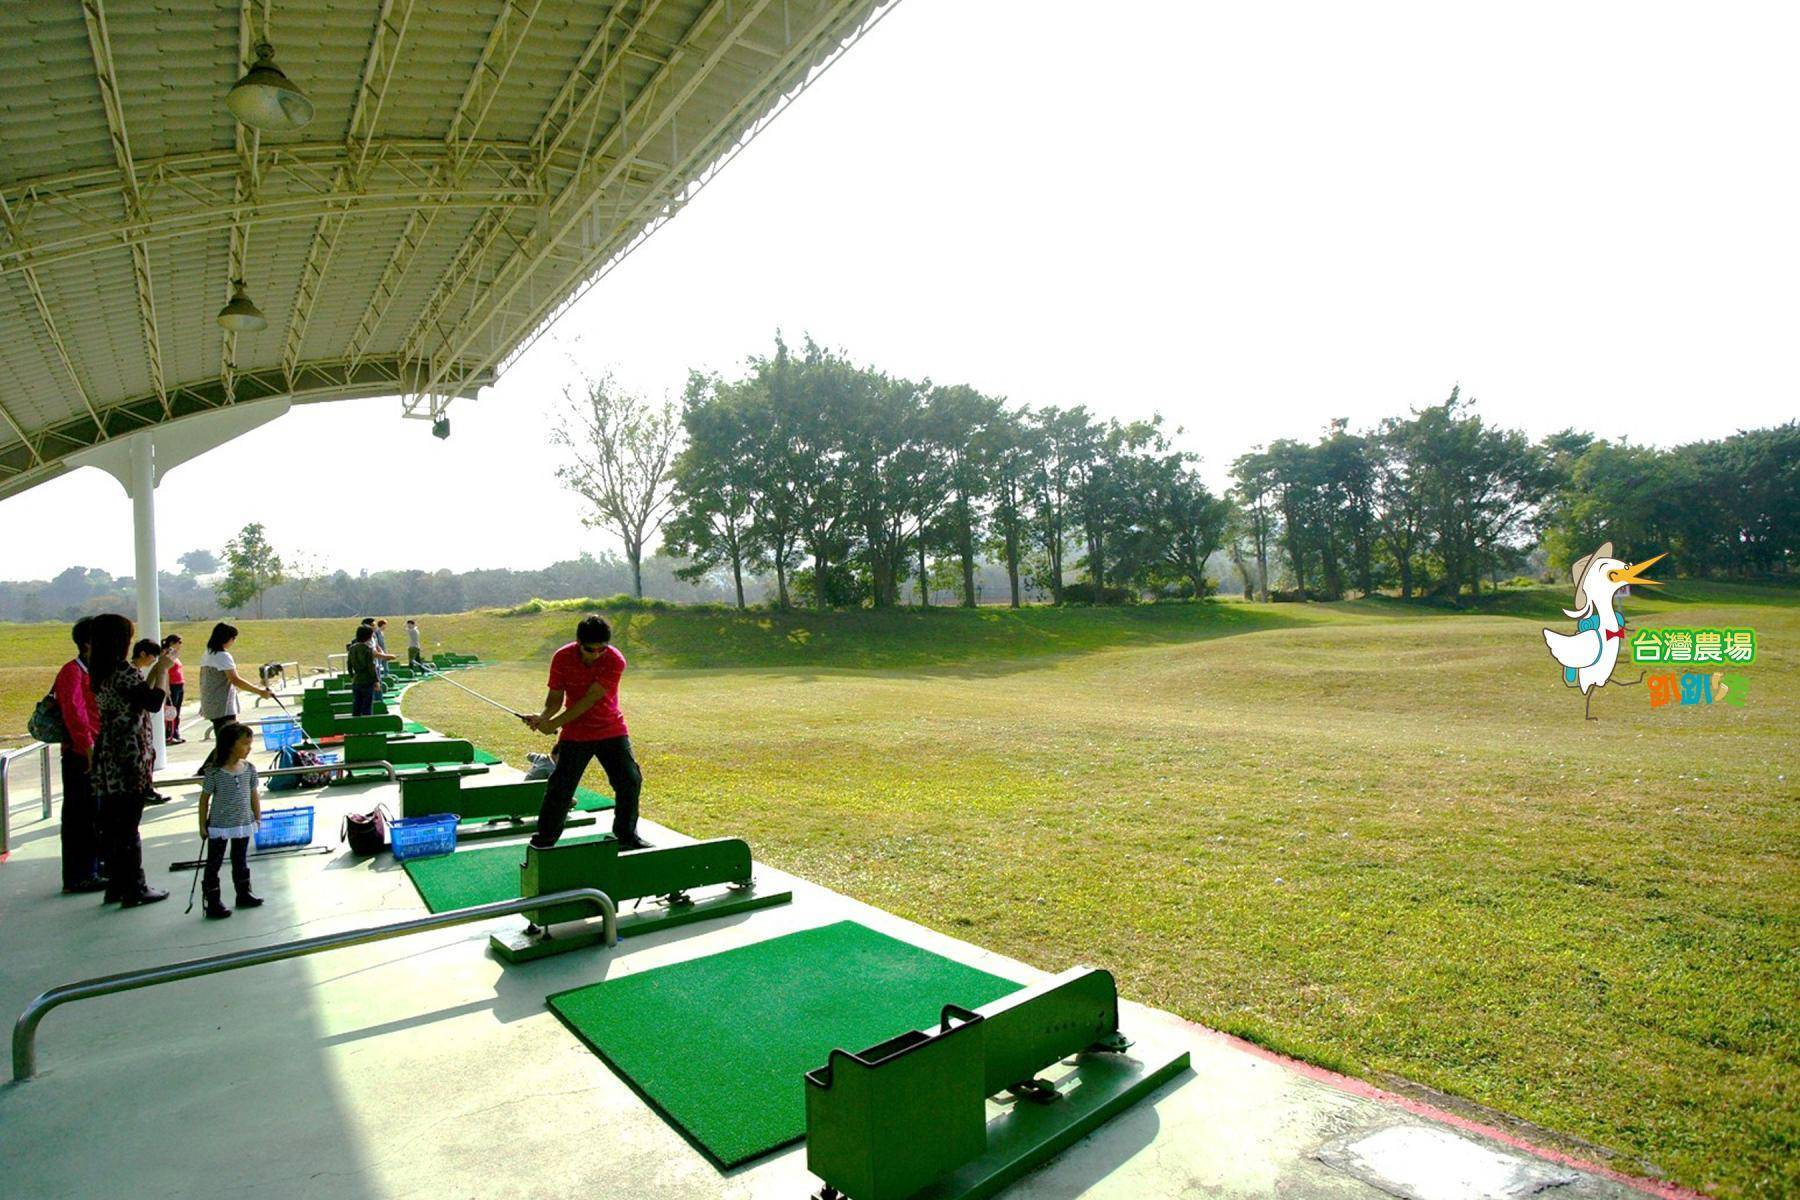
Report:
401,776,554,819
400,811,612,912
344,732,474,765
546,922,1020,1168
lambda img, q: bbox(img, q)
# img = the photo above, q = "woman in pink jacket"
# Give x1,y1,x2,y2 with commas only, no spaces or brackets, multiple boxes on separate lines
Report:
52,616,103,894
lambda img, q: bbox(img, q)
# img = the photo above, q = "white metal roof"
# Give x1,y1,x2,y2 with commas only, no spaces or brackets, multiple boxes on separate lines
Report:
0,0,895,500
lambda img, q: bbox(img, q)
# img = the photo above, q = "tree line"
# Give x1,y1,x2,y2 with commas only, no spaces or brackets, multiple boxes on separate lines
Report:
559,336,1797,609
0,551,736,624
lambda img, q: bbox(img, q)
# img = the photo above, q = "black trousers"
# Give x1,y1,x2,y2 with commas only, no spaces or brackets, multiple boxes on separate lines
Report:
164,683,184,738
100,791,148,897
59,750,102,888
533,736,641,848
203,835,252,899
350,681,377,717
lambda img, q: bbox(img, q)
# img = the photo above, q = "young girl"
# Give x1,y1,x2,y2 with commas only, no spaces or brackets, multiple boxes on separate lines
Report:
196,722,263,919
162,634,186,744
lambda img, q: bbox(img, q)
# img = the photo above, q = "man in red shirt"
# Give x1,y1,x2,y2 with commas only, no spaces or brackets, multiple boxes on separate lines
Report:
522,614,648,850
53,617,106,893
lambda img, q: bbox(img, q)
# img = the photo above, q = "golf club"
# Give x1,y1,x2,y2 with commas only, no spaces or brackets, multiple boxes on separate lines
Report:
183,835,205,913
420,664,527,718
169,844,332,871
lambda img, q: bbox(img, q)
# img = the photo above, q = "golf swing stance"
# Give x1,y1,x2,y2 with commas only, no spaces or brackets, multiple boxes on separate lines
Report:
520,614,648,851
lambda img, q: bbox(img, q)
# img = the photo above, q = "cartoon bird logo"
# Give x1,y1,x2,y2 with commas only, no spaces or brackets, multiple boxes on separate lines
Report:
1542,541,1665,721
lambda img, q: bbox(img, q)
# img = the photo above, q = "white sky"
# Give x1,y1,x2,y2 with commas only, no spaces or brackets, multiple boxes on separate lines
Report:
5,0,1797,580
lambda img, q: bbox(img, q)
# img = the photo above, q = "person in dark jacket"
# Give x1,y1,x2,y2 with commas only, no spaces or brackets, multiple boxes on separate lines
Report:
87,614,175,907
346,624,390,717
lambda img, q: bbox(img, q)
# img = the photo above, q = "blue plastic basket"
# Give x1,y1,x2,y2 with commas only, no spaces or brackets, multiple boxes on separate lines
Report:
261,718,303,751
255,805,314,850
389,813,458,862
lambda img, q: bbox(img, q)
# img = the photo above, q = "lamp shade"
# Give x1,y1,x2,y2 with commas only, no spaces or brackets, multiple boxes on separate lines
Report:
217,281,268,332
227,43,314,131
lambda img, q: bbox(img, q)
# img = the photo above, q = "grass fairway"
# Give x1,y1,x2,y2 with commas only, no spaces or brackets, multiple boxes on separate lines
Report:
404,587,1796,1200
3,588,1795,1195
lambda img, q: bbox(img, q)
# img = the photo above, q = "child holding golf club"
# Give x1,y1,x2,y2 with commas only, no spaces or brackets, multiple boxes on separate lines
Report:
194,722,263,920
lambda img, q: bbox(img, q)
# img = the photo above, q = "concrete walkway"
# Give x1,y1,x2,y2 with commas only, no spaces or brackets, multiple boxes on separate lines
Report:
0,686,1688,1200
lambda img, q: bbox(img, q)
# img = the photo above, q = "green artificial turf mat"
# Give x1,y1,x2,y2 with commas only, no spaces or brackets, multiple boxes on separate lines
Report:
402,720,430,734
546,920,1021,1168
472,748,503,765
401,792,613,911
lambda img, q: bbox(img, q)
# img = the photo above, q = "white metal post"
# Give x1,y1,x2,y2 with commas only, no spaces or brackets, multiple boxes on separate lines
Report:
127,432,166,771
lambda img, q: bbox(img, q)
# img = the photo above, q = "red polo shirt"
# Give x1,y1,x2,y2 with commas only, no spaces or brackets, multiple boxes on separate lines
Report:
548,642,628,742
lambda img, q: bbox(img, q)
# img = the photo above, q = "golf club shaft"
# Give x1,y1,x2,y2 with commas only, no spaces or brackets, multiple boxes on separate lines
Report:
422,666,524,718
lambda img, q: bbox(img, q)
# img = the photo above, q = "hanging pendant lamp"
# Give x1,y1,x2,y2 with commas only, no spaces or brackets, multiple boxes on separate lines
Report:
227,42,314,131
217,281,268,332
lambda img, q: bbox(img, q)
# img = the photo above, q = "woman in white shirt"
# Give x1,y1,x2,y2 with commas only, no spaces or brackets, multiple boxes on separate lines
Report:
198,622,275,734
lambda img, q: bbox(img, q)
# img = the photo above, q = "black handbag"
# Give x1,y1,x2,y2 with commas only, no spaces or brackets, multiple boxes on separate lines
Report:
341,804,392,856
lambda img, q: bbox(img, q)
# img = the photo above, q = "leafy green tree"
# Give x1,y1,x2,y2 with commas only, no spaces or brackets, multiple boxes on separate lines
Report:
1229,450,1276,602
1263,438,1323,598
927,384,1003,607
983,406,1037,608
216,523,285,617
1154,461,1231,598
1373,415,1430,598
665,372,764,608
178,548,219,575
1026,406,1093,604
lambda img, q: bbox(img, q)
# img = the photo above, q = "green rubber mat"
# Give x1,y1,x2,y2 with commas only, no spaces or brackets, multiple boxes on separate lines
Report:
401,790,614,911
547,921,1021,1168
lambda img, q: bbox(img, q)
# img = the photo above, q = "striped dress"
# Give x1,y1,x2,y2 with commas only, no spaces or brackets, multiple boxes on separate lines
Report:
202,762,259,839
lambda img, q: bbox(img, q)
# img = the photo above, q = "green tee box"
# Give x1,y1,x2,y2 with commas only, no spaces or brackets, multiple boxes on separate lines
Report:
402,822,612,913
523,837,758,925
303,711,402,738
804,966,1188,1200
344,732,474,765
805,1017,987,1200
401,774,553,820
545,922,1021,1168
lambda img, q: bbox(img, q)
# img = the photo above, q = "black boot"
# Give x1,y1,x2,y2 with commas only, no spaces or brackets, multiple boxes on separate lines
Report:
203,885,231,920
233,869,263,908
120,886,169,907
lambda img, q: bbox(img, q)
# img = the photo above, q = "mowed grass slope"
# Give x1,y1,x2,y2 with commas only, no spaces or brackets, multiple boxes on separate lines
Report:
3,588,1795,1196
408,586,1797,1200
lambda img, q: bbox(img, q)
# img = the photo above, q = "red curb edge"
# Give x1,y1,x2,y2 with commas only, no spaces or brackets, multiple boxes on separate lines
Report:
1194,1025,1713,1200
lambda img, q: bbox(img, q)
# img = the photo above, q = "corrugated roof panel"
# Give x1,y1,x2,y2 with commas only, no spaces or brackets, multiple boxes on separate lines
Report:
0,0,896,496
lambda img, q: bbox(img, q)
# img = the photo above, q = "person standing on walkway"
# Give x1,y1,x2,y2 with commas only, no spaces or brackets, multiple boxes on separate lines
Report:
196,722,263,919
53,617,104,894
346,624,388,716
522,614,648,851
405,618,424,670
88,613,174,907
161,634,186,744
198,622,275,735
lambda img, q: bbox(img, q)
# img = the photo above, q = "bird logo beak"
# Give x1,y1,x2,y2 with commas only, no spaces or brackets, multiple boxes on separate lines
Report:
1607,553,1666,587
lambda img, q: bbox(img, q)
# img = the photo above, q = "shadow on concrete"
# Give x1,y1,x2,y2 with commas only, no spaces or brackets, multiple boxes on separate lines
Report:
0,822,383,1200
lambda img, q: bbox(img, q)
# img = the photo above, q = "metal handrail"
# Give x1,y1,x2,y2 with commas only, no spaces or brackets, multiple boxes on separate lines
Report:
12,887,618,1081
154,760,398,788
0,741,54,857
